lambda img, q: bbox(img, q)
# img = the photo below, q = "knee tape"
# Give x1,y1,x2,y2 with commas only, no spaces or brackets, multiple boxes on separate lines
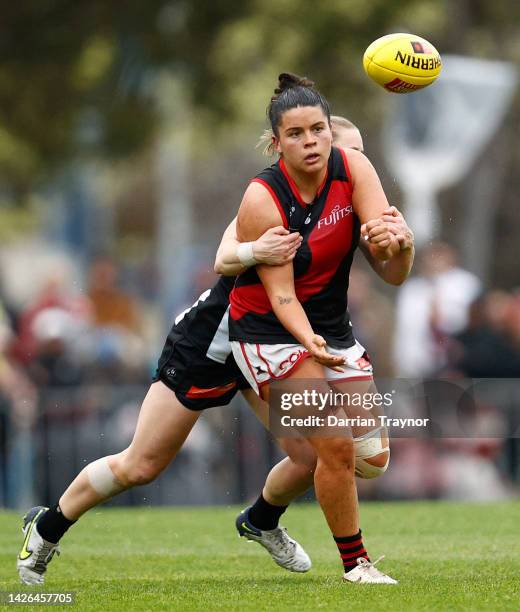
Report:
354,427,390,479
86,457,125,497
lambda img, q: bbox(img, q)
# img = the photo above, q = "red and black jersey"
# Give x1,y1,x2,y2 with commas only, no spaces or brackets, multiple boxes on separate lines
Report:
229,146,360,349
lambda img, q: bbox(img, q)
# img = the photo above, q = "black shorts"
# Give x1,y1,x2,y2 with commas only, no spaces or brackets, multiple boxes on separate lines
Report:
152,331,250,411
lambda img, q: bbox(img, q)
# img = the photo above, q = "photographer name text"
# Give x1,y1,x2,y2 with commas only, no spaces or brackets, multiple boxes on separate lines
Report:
280,415,430,428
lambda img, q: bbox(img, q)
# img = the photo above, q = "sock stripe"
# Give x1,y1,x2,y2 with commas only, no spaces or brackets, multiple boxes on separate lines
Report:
336,540,363,551
333,529,370,573
341,548,367,560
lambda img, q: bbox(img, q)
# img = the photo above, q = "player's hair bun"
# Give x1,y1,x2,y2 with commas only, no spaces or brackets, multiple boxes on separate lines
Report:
274,73,315,96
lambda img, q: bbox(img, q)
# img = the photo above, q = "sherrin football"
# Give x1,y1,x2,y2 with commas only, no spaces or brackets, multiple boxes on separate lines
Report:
363,33,442,93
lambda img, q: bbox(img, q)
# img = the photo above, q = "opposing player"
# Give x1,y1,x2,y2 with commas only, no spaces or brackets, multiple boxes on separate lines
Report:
229,73,414,584
15,225,316,585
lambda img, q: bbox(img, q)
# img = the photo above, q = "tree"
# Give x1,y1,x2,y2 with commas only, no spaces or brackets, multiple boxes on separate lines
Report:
1,0,518,212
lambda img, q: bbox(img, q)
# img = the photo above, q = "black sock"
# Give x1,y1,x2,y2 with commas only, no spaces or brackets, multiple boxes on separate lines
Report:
334,530,370,573
248,494,288,531
37,504,76,543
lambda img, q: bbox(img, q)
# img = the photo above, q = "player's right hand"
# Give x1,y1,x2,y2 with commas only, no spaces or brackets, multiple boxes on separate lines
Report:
308,334,345,372
253,226,303,266
381,206,414,251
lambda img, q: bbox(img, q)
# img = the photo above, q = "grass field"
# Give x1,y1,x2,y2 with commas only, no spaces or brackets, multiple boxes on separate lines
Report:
1,500,519,611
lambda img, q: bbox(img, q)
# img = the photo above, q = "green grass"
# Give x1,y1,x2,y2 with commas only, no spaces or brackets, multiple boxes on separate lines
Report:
1,501,519,611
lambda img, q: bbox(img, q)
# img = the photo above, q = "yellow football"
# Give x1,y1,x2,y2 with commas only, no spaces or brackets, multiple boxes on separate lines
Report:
363,33,442,93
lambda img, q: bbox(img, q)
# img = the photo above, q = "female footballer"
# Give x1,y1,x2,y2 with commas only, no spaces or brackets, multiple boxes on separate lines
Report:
229,73,414,584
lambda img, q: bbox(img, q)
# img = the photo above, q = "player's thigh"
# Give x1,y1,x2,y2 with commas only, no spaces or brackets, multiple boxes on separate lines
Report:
125,380,200,469
267,357,332,456
262,355,328,403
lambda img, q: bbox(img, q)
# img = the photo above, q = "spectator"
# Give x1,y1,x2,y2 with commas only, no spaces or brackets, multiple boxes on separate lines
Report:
87,257,142,334
85,257,148,384
393,241,481,376
447,292,520,378
348,266,395,376
12,274,91,366
25,308,85,388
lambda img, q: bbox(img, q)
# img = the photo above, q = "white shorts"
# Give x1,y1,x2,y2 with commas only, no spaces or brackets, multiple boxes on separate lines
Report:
231,339,373,395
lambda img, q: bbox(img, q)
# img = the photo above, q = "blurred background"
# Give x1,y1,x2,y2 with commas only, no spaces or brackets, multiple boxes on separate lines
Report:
0,0,519,509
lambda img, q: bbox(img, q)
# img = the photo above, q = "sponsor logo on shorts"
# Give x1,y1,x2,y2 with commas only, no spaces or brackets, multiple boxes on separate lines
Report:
355,356,372,370
279,349,307,374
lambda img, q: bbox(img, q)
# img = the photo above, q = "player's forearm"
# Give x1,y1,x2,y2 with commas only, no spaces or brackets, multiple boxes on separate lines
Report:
214,240,254,276
375,245,415,285
257,265,315,349
214,256,247,276
270,296,316,349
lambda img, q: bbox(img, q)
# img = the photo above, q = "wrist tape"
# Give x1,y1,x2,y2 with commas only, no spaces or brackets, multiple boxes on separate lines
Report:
236,242,258,267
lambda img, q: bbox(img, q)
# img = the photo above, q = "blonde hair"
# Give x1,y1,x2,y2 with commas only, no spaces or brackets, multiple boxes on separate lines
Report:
256,129,277,156
330,115,358,132
257,115,360,156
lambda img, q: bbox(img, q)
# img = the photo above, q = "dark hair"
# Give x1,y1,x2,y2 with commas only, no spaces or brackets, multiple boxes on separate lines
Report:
267,72,331,136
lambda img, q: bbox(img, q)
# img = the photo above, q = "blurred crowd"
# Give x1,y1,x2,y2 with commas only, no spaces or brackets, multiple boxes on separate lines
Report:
348,241,520,380
0,255,154,507
0,241,518,507
1,256,149,391
351,241,519,502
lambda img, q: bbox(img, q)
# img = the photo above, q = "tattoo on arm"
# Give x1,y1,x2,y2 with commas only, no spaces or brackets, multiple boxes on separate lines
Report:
277,296,293,305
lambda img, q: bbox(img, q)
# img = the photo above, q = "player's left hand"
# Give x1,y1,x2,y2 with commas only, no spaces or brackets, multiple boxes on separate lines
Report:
308,334,345,373
381,206,414,251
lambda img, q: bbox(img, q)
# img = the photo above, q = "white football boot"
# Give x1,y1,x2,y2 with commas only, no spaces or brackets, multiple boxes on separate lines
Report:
17,506,60,585
343,556,398,584
236,508,311,572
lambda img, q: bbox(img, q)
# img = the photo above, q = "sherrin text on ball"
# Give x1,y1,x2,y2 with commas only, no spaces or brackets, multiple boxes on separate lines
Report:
363,33,442,93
